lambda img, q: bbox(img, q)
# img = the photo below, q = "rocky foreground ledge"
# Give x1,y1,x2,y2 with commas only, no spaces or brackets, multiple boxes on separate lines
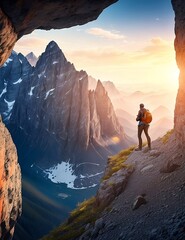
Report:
0,118,21,240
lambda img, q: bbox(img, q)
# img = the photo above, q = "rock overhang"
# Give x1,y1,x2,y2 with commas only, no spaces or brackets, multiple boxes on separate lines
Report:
0,0,118,66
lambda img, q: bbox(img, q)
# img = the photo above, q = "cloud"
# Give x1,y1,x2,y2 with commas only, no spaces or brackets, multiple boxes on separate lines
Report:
143,37,171,53
86,28,125,40
68,37,175,68
14,36,48,56
134,37,174,64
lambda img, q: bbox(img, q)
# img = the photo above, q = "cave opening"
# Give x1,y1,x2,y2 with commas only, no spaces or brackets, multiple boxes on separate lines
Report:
0,0,182,240
13,0,178,141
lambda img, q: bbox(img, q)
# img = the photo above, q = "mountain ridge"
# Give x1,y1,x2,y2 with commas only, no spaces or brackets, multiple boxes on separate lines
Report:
1,41,132,190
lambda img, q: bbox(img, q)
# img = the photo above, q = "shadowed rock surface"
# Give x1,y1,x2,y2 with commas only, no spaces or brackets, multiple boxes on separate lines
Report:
172,0,185,147
0,9,17,67
0,118,21,240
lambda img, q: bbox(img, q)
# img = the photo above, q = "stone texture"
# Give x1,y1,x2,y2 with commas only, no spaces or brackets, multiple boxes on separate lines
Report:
96,165,134,207
0,119,21,239
171,0,185,146
132,195,147,210
160,161,180,173
0,9,17,66
0,0,117,66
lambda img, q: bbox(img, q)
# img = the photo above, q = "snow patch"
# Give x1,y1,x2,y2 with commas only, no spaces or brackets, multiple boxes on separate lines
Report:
79,76,84,81
58,193,70,199
79,171,103,179
13,78,22,85
0,86,7,98
45,161,100,189
45,88,55,99
45,161,77,189
38,71,45,78
77,162,100,168
4,99,15,110
28,86,35,96
3,58,13,67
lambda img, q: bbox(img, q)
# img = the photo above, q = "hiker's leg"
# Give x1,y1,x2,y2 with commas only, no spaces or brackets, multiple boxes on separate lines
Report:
144,125,151,149
138,125,144,149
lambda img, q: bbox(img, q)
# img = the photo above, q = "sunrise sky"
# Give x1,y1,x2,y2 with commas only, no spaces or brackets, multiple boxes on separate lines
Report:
14,0,179,92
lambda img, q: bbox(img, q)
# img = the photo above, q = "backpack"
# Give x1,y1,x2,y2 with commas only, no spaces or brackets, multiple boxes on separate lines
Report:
141,109,152,124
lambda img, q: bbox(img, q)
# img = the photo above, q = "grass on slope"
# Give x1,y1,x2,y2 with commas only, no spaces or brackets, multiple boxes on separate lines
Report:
41,146,135,240
161,129,174,144
102,146,135,181
41,197,103,240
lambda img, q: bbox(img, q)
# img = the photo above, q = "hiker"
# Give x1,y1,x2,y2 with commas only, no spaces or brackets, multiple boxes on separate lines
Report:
135,103,151,151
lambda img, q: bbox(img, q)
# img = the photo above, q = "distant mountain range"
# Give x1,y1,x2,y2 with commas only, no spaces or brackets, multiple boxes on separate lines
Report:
0,41,132,190
116,106,173,141
26,52,38,66
87,75,174,141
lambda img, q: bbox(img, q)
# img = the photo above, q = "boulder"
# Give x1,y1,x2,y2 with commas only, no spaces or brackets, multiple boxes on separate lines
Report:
96,166,134,207
160,161,180,173
132,195,147,210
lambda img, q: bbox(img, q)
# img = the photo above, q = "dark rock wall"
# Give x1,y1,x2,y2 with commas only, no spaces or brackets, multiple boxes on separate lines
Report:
171,0,185,145
0,9,17,66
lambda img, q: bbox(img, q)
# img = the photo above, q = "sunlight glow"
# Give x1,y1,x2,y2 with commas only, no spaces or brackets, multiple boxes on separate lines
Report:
111,136,120,144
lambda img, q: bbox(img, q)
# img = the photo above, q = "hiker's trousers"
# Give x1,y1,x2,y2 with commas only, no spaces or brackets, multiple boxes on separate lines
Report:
138,124,151,149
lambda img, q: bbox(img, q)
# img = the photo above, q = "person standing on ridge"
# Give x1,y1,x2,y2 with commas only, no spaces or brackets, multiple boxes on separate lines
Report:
135,103,151,151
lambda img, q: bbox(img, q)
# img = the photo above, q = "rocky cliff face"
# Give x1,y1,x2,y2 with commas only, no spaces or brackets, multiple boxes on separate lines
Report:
172,0,185,146
0,8,17,67
5,41,131,189
0,0,117,66
0,118,21,240
0,51,33,122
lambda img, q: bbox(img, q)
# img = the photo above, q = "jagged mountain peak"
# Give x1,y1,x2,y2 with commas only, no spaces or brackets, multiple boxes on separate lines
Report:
95,79,107,96
26,52,36,58
45,41,62,53
25,52,38,66
36,41,67,67
103,80,120,96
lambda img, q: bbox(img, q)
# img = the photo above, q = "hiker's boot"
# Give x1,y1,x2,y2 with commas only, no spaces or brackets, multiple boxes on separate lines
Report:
135,147,142,151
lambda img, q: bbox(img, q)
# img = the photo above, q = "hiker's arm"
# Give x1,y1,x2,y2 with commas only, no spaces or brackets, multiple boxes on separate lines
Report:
136,111,141,121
